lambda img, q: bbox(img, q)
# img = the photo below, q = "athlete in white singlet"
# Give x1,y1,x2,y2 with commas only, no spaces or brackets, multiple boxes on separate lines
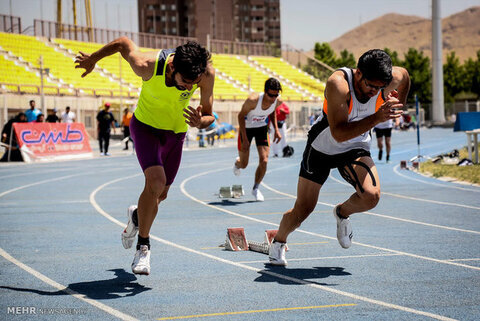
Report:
234,78,283,201
268,49,410,266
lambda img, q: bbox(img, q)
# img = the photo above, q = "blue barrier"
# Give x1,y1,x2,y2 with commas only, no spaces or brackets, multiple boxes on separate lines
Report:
453,112,480,131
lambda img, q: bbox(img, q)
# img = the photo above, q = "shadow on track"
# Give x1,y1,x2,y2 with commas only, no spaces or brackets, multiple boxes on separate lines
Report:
0,269,151,299
254,266,351,286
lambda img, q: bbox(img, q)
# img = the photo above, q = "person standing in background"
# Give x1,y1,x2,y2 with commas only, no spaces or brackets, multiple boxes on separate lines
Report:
122,107,134,150
270,102,290,157
46,108,60,123
25,100,40,122
373,119,395,163
96,103,116,156
61,106,76,123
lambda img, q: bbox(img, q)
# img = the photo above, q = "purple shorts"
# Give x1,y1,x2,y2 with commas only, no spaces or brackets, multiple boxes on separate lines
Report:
130,114,186,185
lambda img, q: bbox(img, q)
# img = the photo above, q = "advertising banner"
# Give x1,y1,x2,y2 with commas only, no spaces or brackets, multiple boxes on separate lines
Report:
13,123,93,162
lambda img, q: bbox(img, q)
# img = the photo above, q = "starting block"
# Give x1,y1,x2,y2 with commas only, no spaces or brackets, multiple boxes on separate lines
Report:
400,160,420,170
224,228,286,255
219,185,244,198
232,185,245,198
219,186,233,198
225,228,248,251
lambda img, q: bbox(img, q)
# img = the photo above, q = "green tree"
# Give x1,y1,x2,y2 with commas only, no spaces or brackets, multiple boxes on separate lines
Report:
463,50,480,99
401,48,431,104
336,49,356,68
443,51,465,102
303,42,337,81
313,42,337,67
383,48,401,66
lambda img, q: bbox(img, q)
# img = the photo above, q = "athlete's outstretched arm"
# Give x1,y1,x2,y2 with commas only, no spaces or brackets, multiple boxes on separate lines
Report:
74,36,156,81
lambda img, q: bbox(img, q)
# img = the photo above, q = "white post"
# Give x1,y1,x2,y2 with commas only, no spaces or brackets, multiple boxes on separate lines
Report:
3,93,7,126
476,100,480,112
465,100,469,113
39,55,46,117
431,0,445,123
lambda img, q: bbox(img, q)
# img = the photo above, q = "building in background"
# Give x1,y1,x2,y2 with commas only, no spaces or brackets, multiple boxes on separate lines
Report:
137,0,281,47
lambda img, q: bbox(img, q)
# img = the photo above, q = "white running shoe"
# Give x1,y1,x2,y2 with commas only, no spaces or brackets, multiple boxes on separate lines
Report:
334,205,352,249
121,205,138,249
233,157,241,176
268,241,287,266
252,188,264,202
100,152,105,156
131,245,151,275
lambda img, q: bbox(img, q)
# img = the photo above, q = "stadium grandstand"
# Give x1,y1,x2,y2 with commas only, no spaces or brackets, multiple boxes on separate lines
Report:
0,14,330,137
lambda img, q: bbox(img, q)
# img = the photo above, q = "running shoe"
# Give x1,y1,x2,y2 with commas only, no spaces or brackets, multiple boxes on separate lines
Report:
131,245,150,275
252,188,264,202
121,205,138,249
334,205,352,249
268,241,287,266
233,157,241,176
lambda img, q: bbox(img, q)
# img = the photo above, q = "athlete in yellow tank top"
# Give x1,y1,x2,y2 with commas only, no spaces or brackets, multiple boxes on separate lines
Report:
75,37,215,276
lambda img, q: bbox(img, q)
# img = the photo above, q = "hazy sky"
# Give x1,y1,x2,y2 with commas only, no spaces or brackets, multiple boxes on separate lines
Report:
1,0,478,50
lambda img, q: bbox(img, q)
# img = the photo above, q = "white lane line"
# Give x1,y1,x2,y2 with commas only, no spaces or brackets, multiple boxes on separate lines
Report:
237,253,403,264
0,171,140,321
0,174,84,198
0,247,138,321
182,167,480,271
330,175,480,211
393,165,480,193
89,176,457,321
265,176,480,235
446,258,480,262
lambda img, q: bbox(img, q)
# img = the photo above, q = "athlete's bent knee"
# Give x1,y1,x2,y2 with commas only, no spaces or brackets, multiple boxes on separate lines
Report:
157,189,168,202
361,189,380,209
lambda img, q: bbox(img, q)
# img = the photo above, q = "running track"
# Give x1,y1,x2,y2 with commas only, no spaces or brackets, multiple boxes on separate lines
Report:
0,127,479,320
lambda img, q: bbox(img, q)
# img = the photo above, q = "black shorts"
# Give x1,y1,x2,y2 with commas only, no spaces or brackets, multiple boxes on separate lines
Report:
374,128,392,138
238,125,269,150
299,143,371,185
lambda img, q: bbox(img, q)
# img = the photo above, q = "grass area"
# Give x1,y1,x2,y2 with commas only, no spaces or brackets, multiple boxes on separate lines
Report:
419,144,480,184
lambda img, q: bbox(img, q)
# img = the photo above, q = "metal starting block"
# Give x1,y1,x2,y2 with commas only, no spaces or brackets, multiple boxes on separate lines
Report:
219,186,233,198
219,185,244,198
224,228,286,254
232,185,245,198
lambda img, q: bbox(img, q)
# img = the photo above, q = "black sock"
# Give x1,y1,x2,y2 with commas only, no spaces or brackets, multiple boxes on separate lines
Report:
378,149,383,160
137,235,150,250
253,183,260,190
132,208,138,227
386,154,390,162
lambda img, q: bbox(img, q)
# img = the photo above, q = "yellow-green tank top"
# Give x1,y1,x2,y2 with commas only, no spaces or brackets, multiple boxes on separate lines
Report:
134,49,198,133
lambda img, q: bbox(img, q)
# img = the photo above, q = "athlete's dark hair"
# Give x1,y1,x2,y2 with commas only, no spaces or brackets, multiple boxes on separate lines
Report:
264,77,282,92
357,49,393,84
173,41,211,81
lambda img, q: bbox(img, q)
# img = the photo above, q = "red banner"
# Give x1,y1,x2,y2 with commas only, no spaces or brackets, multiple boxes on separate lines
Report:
13,123,92,161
